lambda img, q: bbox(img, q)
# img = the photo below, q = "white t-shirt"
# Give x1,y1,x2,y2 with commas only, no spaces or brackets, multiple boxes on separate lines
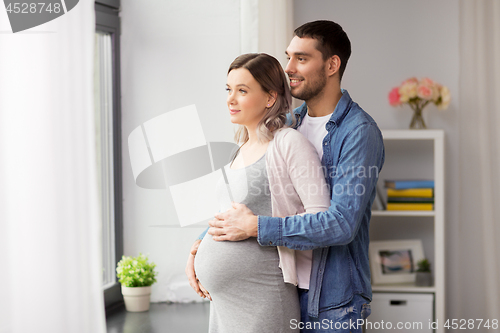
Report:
295,112,330,289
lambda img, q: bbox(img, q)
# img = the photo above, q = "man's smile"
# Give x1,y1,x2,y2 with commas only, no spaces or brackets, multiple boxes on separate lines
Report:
289,78,304,87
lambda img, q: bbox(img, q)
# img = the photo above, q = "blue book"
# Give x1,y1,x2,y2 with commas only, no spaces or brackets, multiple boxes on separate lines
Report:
384,180,434,189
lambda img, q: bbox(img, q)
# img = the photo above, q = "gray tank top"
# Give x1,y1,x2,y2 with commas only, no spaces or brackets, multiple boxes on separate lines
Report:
216,154,271,216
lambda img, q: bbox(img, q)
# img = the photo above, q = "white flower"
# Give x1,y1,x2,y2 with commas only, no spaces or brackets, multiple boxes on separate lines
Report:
437,86,451,110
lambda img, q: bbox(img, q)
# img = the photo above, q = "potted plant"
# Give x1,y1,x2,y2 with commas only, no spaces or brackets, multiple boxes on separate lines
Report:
116,253,158,312
415,258,433,287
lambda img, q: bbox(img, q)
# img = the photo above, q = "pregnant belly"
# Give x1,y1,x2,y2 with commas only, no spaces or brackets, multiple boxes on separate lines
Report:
194,234,281,295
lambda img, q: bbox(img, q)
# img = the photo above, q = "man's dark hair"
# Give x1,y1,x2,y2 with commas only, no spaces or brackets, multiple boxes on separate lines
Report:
294,20,351,81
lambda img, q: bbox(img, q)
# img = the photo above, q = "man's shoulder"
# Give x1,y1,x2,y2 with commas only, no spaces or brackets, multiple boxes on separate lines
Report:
343,101,376,126
339,101,380,136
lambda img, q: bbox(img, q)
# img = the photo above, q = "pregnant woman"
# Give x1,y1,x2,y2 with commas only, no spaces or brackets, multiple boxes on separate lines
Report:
190,53,330,333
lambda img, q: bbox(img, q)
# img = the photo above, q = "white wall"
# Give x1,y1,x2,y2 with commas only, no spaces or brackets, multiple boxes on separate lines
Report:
294,0,461,321
120,0,241,302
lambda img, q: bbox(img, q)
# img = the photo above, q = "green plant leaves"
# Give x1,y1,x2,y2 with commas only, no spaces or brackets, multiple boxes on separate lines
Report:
116,253,158,287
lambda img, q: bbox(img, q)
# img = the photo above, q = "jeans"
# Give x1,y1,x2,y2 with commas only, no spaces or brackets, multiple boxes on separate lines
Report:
297,289,371,333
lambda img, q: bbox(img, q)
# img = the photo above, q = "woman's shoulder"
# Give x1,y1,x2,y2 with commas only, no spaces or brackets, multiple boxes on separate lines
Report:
273,127,310,146
270,127,317,163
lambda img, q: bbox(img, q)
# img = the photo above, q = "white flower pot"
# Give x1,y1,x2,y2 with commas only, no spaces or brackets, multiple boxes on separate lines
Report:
121,285,152,312
415,272,433,287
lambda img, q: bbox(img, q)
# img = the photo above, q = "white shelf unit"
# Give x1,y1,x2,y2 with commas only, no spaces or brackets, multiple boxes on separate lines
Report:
371,129,445,333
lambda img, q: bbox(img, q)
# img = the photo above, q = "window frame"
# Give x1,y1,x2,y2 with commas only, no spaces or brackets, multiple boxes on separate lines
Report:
95,1,124,313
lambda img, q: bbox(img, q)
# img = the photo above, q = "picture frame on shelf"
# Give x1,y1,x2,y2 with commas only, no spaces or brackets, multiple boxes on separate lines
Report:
369,239,424,285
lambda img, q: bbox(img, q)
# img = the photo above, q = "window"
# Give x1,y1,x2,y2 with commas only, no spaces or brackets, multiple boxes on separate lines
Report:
95,30,116,289
94,1,123,311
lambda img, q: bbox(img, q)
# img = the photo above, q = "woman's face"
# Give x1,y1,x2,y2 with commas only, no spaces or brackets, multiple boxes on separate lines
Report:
226,68,272,128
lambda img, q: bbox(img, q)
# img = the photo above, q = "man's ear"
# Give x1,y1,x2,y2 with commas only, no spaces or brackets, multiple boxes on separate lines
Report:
327,55,341,77
267,91,278,107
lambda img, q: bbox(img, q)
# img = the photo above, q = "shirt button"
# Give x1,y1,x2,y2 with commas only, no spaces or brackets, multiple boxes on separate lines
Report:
324,142,328,145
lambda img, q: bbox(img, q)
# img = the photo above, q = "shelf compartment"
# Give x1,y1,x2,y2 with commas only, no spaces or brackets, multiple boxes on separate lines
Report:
371,210,435,217
372,283,436,293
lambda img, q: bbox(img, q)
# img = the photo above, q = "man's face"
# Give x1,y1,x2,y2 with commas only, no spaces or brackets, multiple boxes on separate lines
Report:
285,36,328,101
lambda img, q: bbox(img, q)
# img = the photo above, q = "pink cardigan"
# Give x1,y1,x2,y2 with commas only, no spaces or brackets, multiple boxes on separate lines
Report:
265,128,330,285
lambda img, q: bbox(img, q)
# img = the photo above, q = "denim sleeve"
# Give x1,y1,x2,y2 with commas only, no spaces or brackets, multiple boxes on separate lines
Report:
197,227,208,241
258,123,384,250
197,208,221,241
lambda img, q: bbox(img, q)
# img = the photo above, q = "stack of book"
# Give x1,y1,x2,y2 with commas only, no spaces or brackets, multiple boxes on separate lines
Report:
384,180,434,211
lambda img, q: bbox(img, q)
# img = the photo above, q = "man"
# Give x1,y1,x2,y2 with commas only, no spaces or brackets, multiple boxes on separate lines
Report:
186,20,384,332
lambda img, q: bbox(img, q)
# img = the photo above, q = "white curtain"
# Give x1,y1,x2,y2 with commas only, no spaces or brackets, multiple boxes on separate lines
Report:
457,0,500,320
240,0,294,67
0,2,106,333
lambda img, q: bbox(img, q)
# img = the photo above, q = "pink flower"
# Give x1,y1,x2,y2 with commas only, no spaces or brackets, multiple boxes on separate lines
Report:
417,85,433,100
388,87,401,106
403,77,419,85
417,78,439,101
419,77,435,86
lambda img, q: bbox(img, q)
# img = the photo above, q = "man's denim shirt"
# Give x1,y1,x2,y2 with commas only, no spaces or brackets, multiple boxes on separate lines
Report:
258,90,385,318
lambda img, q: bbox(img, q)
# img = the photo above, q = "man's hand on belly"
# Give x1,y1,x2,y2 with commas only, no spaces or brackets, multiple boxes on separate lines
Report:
208,202,258,241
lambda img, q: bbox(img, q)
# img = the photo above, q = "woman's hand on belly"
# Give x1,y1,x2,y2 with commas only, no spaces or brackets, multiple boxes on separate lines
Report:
186,239,212,301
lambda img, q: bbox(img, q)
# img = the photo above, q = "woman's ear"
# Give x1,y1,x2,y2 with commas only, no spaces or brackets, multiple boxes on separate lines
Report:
267,91,278,107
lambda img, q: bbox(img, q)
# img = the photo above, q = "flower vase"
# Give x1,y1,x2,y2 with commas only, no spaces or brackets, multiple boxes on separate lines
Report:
409,106,427,129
